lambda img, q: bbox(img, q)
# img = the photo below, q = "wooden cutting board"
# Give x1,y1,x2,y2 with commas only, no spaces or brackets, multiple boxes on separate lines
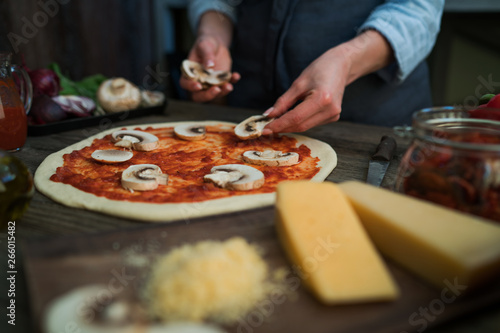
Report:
22,207,500,333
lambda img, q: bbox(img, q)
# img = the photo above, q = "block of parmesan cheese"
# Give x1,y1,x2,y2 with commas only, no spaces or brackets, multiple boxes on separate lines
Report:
275,181,399,304
339,181,500,290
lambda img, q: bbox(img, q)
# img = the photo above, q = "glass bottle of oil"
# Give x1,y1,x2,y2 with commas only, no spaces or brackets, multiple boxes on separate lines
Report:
0,150,33,230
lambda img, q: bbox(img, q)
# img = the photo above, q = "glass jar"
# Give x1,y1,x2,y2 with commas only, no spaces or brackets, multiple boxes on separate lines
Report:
0,149,34,229
394,106,500,222
0,52,33,152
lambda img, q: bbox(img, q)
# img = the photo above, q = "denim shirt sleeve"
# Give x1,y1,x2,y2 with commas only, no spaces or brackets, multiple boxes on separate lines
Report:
187,0,238,33
359,0,445,83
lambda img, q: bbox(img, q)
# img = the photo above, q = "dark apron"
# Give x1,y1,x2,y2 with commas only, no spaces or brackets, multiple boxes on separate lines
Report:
227,0,432,127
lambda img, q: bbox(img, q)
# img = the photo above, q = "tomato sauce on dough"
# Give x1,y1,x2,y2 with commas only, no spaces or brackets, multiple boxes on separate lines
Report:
50,125,321,203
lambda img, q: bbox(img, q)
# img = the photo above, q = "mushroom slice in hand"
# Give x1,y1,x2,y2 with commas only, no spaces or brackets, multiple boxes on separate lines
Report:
121,164,168,191
181,60,231,88
234,115,274,140
97,78,142,113
242,150,300,166
174,124,206,141
204,164,265,191
203,70,232,86
181,60,202,80
91,150,134,164
111,130,159,151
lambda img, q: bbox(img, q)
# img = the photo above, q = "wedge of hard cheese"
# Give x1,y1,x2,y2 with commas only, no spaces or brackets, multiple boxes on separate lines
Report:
275,181,399,304
339,181,500,290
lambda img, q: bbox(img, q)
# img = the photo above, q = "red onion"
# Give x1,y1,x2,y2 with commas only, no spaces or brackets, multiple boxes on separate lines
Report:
21,57,61,97
52,95,96,117
27,68,61,97
29,95,68,125
28,95,96,125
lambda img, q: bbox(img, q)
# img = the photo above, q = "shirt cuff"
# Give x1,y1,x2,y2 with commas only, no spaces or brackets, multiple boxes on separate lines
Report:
359,1,444,84
188,0,238,33
359,20,406,83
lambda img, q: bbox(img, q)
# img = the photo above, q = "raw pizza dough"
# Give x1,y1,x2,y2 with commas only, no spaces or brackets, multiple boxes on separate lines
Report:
34,121,337,222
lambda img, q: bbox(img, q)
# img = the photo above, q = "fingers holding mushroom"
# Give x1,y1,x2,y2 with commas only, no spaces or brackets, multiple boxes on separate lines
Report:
121,164,168,191
204,164,265,191
111,130,159,151
181,60,231,89
242,150,300,166
235,115,274,140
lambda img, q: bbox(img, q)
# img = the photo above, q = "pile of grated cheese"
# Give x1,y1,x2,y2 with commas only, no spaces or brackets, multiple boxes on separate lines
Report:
145,237,280,324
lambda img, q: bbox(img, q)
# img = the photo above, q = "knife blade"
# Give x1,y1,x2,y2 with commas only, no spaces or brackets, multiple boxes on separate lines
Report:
366,135,397,187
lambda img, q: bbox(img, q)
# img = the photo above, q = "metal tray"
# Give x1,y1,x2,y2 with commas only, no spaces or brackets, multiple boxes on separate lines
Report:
27,101,168,136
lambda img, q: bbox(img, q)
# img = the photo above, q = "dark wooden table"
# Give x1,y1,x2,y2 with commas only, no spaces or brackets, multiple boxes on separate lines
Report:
1,100,499,333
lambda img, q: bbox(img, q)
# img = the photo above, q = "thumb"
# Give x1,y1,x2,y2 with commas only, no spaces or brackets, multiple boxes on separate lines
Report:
197,37,218,69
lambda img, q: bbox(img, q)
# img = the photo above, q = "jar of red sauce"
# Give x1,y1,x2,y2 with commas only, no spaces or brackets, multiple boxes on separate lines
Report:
394,106,500,222
0,52,32,152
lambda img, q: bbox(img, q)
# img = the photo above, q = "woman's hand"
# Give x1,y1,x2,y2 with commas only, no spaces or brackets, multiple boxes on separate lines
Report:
180,35,240,102
263,30,393,134
262,47,350,134
180,11,240,103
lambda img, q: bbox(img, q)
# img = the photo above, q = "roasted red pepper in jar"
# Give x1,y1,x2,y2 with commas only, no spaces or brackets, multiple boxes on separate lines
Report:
400,131,500,222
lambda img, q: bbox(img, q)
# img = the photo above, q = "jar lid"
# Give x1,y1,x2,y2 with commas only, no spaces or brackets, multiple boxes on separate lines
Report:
397,106,500,152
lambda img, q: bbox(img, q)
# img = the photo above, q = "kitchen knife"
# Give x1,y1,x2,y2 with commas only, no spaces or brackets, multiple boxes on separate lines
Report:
366,135,397,187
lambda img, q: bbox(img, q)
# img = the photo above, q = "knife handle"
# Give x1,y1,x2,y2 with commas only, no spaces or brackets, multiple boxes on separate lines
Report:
371,136,397,161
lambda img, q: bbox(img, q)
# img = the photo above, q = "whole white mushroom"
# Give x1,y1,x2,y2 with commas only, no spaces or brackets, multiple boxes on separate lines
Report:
97,78,142,113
